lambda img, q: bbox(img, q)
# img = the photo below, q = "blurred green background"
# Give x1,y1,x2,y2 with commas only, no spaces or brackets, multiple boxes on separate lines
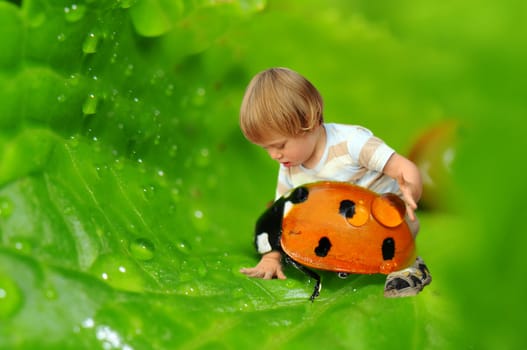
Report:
0,0,525,349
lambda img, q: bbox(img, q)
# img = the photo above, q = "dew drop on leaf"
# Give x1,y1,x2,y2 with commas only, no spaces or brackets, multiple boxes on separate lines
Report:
124,64,134,76
0,273,23,319
192,87,207,106
12,238,33,254
68,73,81,87
169,144,178,158
142,185,156,200
68,134,80,148
113,157,125,170
175,240,191,253
82,32,99,54
82,94,98,115
0,196,13,218
164,84,174,96
89,254,148,292
118,0,135,9
44,285,58,300
25,4,46,27
64,4,86,23
130,238,155,261
195,148,210,167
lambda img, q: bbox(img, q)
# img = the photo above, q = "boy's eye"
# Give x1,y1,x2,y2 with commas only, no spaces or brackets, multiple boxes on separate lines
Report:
262,141,286,151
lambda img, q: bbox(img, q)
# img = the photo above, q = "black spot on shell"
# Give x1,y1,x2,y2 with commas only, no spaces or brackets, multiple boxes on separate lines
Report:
339,200,356,218
314,237,332,257
382,237,395,260
289,186,309,204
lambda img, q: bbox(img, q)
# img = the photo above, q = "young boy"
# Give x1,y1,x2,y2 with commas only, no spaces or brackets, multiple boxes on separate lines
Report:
239,67,431,297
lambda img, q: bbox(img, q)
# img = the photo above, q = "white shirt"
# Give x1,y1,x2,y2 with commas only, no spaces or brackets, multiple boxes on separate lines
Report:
275,123,399,199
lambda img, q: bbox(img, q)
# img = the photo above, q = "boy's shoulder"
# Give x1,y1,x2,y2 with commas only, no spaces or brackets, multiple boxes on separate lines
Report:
325,123,373,139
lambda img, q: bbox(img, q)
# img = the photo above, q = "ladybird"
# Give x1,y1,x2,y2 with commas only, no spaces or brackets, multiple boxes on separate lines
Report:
407,120,460,211
254,181,417,300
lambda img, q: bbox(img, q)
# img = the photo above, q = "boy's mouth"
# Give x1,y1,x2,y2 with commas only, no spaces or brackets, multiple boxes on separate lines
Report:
281,162,292,168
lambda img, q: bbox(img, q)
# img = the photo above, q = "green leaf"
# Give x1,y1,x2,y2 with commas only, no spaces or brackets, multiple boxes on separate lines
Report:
1,0,525,349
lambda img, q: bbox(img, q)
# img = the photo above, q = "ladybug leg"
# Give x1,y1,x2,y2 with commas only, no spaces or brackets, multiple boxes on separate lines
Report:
337,272,349,279
285,257,322,301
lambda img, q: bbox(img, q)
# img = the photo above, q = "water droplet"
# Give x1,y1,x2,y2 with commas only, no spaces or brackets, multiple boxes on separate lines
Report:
195,148,210,167
153,133,161,146
68,134,80,148
171,188,181,202
165,84,174,96
57,94,66,103
44,285,58,300
68,73,81,87
64,4,86,22
82,317,95,328
57,33,66,42
124,64,134,76
82,94,98,115
0,273,23,319
82,32,99,54
95,324,132,350
130,238,155,261
12,238,32,254
26,4,46,27
175,240,191,253
89,254,148,292
192,87,206,106
0,197,13,219
142,185,156,200
113,157,125,171
169,144,178,158
94,164,109,178
181,284,197,296
197,263,207,277
119,0,135,9
232,287,245,298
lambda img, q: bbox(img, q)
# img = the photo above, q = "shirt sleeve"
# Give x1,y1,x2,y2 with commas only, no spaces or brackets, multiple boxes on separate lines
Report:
360,136,395,172
348,127,395,172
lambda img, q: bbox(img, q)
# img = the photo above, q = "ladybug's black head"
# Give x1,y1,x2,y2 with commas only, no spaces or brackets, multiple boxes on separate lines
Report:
288,186,309,204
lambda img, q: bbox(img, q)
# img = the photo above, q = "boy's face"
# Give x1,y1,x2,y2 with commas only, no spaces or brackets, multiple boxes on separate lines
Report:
256,126,324,169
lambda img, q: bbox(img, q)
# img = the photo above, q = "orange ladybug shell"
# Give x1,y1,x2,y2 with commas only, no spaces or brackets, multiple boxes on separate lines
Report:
280,182,416,275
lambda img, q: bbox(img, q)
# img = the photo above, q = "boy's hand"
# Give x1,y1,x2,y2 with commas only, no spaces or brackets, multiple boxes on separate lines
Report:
240,251,286,280
382,153,422,222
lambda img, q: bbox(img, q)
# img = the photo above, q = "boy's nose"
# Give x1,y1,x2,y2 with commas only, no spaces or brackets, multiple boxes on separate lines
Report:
269,150,282,160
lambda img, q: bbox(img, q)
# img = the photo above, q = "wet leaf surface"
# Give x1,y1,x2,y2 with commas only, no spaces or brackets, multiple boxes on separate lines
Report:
1,0,525,349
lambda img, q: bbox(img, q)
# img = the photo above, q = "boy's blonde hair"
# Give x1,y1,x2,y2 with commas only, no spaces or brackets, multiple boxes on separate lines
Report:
240,67,324,143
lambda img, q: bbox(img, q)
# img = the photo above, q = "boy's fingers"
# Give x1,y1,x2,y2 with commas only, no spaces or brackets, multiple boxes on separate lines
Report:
263,271,274,279
240,268,259,277
407,206,416,221
276,268,287,280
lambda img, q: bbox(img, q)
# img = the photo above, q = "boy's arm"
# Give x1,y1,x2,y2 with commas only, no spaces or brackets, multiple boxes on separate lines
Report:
382,153,422,221
240,195,288,280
